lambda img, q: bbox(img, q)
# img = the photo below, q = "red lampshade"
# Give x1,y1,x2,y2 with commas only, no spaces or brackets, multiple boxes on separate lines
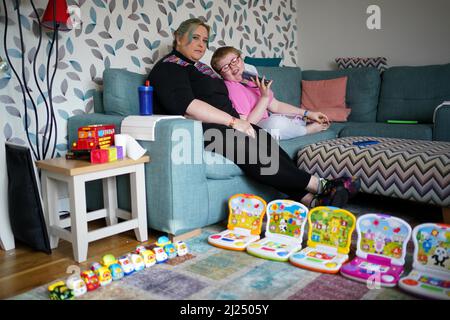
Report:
41,0,71,31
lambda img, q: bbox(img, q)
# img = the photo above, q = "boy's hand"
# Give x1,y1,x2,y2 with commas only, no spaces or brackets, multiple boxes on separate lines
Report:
308,111,330,125
253,75,273,98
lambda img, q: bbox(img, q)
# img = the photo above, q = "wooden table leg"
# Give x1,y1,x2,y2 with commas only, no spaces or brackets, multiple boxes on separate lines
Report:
41,171,60,249
103,176,118,226
443,208,450,224
130,164,148,242
69,176,89,263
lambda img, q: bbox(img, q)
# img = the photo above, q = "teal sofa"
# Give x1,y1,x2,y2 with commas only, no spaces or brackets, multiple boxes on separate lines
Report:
67,63,450,237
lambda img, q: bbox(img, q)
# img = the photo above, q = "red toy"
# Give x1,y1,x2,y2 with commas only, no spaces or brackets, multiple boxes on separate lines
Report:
80,270,100,291
90,149,109,164
72,124,115,151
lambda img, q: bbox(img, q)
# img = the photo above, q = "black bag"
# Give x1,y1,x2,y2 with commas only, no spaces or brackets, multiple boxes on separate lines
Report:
5,143,51,254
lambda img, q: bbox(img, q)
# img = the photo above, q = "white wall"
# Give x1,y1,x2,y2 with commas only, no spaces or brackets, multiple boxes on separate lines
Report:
297,0,450,70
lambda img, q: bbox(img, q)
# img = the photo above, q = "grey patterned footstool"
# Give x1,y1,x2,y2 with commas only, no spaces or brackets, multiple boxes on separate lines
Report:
296,137,450,222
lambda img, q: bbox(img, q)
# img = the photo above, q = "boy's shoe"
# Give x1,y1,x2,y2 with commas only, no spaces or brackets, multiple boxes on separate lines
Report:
331,176,361,199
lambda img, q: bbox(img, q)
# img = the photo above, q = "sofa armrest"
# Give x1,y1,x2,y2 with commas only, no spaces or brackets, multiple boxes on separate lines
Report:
433,102,450,142
67,113,125,147
139,118,209,235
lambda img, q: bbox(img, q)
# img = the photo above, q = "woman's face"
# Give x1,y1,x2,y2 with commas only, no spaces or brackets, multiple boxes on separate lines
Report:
176,25,209,62
217,52,244,82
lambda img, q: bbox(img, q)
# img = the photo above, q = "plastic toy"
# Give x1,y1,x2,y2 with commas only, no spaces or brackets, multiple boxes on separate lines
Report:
109,262,125,281
289,206,356,273
48,281,74,300
399,223,449,299
136,246,157,267
208,194,267,251
101,254,117,267
340,214,412,287
80,270,100,291
247,200,308,262
154,246,169,263
72,124,115,151
156,236,177,258
175,241,189,256
66,274,87,297
118,255,135,275
129,253,145,272
90,149,109,164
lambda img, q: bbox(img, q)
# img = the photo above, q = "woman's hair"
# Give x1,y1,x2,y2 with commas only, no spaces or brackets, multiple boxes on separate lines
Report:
210,46,242,73
173,18,211,49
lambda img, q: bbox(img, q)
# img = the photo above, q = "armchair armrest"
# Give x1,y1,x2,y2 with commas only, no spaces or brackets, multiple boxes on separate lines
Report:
138,118,209,235
433,102,450,142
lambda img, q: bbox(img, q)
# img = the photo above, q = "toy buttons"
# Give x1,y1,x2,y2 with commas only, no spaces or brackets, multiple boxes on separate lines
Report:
398,223,450,300
340,214,412,287
246,200,308,262
208,194,267,251
289,206,356,273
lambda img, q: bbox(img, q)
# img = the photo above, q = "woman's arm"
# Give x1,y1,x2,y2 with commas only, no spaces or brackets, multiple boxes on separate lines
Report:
268,99,330,124
245,96,271,124
186,99,256,138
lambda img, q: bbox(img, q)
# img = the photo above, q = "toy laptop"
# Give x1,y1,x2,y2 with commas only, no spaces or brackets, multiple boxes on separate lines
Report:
340,214,412,287
246,200,308,262
289,206,356,273
399,223,449,299
208,194,267,251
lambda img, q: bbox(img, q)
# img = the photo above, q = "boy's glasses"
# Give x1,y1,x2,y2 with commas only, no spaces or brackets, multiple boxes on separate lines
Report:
219,56,241,73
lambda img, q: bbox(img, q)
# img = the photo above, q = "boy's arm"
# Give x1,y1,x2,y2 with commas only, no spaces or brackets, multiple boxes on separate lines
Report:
245,96,271,124
268,98,305,116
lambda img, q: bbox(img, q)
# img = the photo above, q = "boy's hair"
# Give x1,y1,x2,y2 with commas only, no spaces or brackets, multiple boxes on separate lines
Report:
211,46,242,73
173,18,211,49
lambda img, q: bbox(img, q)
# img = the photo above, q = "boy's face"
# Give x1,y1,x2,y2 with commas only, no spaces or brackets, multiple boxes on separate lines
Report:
217,52,244,82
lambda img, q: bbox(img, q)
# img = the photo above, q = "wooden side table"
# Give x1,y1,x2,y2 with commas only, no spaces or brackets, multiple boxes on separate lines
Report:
36,156,150,262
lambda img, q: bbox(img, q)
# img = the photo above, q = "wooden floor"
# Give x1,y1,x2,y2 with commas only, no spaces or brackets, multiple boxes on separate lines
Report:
0,220,162,300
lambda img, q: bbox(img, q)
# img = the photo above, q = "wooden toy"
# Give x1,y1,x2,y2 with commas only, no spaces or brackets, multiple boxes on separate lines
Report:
90,148,109,164
246,200,308,262
289,206,356,273
340,214,411,287
208,194,267,251
399,223,449,299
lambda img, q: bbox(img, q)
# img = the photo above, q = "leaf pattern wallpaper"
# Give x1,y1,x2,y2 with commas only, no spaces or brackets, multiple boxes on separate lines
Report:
0,0,298,157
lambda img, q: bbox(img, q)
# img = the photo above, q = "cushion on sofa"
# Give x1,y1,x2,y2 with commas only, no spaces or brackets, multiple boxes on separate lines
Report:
255,66,302,106
377,63,450,123
301,77,351,121
245,57,282,67
302,68,380,122
103,68,147,116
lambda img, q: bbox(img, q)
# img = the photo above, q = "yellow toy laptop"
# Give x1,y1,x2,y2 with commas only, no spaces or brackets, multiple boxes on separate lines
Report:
289,206,356,273
247,200,308,262
399,223,450,300
208,194,267,251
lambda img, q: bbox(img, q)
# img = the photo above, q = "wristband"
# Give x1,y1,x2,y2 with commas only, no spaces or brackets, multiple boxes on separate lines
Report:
303,110,308,120
228,117,237,128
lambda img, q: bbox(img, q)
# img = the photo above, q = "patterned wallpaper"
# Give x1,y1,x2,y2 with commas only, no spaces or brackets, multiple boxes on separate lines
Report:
0,0,298,157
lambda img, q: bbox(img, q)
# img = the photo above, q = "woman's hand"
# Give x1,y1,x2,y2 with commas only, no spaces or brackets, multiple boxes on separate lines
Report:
232,118,256,139
253,75,273,98
307,111,330,125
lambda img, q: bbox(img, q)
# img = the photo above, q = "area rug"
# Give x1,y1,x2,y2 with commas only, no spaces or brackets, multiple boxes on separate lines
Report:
11,194,441,300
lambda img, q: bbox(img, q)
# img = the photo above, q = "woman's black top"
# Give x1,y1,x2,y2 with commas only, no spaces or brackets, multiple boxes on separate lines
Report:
147,49,239,119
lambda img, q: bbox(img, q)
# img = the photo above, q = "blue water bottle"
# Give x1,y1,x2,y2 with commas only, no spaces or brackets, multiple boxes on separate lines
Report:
138,80,153,115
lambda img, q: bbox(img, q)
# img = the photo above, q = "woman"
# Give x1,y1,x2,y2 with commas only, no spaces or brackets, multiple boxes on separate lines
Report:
211,46,330,140
147,18,360,207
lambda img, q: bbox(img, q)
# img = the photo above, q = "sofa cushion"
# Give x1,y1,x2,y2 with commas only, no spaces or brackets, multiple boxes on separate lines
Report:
103,68,147,116
338,122,433,141
204,151,244,180
255,66,302,106
301,77,351,121
302,68,380,122
245,57,282,67
377,63,450,123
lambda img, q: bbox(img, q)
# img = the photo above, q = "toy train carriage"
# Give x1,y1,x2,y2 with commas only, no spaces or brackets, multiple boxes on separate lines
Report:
72,124,115,151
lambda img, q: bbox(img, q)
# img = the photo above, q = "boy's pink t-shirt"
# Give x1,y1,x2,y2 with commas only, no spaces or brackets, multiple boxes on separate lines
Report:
224,80,273,120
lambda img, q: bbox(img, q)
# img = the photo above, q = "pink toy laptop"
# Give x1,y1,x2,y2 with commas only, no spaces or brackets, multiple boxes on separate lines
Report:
208,194,267,251
399,223,449,300
340,214,412,287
